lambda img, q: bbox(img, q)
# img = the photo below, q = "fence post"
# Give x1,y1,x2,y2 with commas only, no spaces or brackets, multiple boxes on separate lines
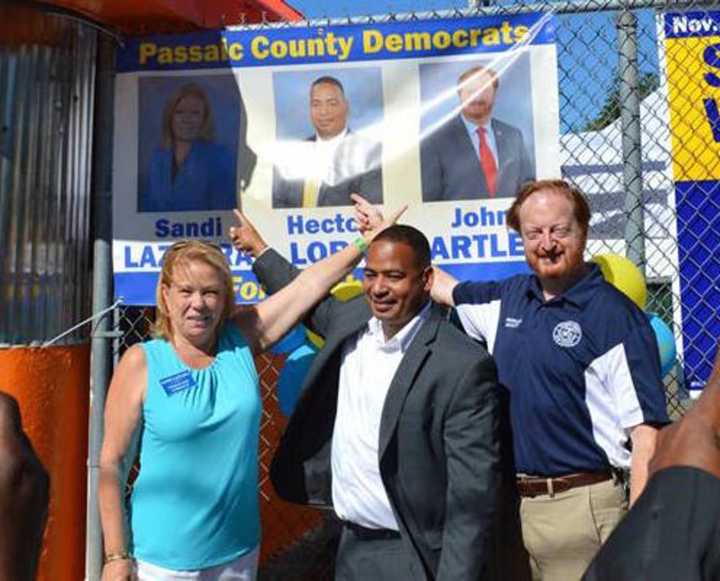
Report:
86,33,116,581
616,9,646,271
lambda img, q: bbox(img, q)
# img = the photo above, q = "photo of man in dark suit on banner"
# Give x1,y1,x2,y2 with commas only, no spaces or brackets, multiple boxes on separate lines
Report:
272,75,383,208
420,63,535,201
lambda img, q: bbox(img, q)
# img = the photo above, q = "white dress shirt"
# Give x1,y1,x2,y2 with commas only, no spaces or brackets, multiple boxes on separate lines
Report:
461,114,498,167
275,126,379,188
309,128,347,186
331,302,431,530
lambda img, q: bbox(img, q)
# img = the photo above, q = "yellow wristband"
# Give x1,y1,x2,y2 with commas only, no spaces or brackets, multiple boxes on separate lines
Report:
104,551,131,564
353,236,368,253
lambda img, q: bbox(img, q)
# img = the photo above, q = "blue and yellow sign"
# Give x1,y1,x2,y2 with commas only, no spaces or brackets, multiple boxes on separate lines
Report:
664,11,720,389
118,16,551,71
113,13,561,305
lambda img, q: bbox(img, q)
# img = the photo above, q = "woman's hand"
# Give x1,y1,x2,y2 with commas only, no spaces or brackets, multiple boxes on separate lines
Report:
351,193,385,236
350,193,407,244
101,558,136,581
229,210,268,259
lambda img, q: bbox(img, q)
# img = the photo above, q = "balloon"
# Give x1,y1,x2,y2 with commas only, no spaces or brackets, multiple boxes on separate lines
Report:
592,254,647,309
306,280,364,349
332,280,363,302
646,312,677,378
277,342,318,416
270,325,307,355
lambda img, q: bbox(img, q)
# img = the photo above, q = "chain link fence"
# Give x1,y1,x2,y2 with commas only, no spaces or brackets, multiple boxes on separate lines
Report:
107,1,719,577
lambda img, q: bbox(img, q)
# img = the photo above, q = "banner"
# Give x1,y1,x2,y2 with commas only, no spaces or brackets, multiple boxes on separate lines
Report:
663,11,720,389
113,13,560,305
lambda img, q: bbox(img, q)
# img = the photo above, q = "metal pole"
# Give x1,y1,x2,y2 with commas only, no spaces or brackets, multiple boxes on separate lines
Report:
617,10,646,271
86,33,116,581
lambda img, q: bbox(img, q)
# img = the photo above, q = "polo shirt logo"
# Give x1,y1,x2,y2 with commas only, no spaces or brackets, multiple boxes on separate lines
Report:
505,317,523,328
553,321,582,348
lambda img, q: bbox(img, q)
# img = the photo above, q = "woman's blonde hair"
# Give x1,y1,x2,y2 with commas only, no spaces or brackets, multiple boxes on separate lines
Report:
162,83,215,148
152,240,234,340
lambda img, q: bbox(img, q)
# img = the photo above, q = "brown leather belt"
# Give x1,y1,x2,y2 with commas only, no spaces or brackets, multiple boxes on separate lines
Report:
516,470,614,498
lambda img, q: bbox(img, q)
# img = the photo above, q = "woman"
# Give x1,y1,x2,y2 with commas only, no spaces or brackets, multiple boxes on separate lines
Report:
142,83,256,212
99,207,401,580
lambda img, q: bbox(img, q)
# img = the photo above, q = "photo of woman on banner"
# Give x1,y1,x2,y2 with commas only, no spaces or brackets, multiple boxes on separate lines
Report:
419,55,536,201
271,68,384,208
138,77,257,212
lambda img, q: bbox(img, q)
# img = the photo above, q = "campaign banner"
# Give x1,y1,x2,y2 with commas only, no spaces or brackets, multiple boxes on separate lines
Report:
662,11,720,389
113,13,560,305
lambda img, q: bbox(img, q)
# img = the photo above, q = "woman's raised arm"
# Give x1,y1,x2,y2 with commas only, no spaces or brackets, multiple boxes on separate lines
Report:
230,204,405,353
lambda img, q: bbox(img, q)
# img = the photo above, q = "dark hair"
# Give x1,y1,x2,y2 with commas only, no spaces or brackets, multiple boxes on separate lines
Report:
311,76,346,96
371,225,431,269
506,179,591,237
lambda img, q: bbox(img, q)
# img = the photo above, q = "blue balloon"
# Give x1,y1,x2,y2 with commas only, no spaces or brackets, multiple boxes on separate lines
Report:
277,342,318,416
270,325,307,355
646,313,677,378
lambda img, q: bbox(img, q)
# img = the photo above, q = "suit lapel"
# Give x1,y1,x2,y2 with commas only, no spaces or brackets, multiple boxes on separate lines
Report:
492,119,509,190
377,307,442,459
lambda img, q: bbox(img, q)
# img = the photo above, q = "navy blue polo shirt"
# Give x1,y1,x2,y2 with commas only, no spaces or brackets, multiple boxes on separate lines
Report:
453,264,669,476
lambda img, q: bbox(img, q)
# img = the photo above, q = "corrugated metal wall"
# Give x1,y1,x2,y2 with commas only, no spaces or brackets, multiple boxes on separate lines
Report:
0,11,96,345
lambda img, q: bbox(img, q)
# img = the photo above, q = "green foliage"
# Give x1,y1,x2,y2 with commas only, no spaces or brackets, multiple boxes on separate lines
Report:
582,72,659,132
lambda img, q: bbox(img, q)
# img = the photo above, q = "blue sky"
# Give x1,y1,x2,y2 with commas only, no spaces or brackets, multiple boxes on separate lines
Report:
291,0,469,19
288,0,662,133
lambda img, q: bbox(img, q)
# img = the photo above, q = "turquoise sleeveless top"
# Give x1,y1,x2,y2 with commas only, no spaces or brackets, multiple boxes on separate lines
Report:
130,324,261,570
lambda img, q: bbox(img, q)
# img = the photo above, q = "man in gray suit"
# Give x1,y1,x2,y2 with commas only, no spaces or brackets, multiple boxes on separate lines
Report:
421,65,534,201
232,220,502,580
272,76,383,208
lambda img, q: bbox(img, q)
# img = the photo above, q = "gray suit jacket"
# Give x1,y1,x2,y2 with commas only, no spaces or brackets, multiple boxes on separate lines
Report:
421,116,534,201
255,249,502,581
272,130,383,208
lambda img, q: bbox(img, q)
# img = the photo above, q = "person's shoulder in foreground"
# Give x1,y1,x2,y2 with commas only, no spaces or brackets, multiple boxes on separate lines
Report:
583,343,720,581
0,391,49,581
583,465,720,581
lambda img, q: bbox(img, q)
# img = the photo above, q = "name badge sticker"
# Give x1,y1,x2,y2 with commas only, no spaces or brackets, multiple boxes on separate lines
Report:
159,370,197,396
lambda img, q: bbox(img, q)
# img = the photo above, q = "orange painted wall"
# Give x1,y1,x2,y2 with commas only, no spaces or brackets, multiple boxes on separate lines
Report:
0,344,90,581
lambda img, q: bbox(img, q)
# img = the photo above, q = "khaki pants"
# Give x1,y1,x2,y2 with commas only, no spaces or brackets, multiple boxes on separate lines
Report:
519,478,627,581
